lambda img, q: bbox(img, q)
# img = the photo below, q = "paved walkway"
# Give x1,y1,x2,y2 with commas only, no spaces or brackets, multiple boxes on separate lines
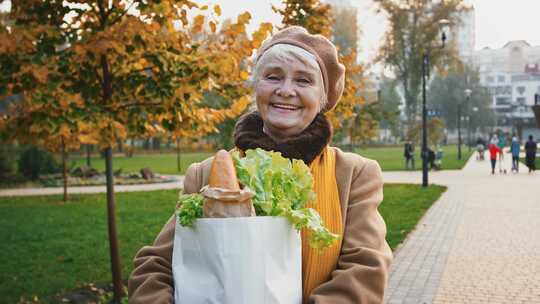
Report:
384,154,540,303
0,175,185,197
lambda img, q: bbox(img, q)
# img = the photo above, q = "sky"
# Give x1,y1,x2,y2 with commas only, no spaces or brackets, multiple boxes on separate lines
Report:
196,0,540,64
3,0,540,64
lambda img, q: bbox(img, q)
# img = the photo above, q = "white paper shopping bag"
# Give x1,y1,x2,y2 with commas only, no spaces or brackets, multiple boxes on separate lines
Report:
172,216,302,304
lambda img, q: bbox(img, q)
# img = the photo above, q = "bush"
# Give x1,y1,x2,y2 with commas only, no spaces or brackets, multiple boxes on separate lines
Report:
18,145,61,180
0,143,17,178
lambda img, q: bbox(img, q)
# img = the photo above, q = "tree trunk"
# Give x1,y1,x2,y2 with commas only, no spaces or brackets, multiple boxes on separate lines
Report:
86,144,92,167
105,146,123,303
153,137,161,151
62,139,68,202
101,53,124,303
117,140,123,153
143,139,150,150
176,137,181,172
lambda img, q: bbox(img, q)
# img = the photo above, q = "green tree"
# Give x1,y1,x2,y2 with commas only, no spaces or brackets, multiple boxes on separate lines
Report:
428,65,495,133
332,4,358,55
379,77,402,138
407,117,446,147
273,0,333,37
374,0,462,128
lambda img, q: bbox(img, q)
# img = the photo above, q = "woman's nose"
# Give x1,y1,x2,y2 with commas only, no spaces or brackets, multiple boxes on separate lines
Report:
276,78,296,97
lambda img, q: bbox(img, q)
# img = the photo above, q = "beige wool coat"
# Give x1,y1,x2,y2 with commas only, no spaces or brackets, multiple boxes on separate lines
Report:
128,147,392,304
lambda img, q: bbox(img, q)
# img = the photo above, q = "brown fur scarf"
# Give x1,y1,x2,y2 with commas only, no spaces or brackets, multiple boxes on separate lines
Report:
234,111,333,165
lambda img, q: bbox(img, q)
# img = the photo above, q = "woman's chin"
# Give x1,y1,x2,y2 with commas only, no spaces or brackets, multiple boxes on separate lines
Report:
266,119,300,131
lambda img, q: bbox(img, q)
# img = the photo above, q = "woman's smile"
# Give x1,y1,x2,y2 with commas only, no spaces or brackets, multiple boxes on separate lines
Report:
269,102,303,112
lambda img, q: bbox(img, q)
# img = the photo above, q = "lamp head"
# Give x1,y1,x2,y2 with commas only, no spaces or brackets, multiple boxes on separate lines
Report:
464,89,472,98
438,19,450,47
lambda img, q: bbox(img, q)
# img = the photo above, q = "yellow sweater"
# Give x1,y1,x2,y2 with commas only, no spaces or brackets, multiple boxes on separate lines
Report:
302,146,343,302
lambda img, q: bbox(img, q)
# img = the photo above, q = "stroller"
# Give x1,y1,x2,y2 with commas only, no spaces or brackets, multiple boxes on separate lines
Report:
476,143,485,160
427,148,441,170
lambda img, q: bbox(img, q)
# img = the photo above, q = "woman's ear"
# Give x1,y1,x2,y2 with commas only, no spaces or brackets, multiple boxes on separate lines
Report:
319,94,327,113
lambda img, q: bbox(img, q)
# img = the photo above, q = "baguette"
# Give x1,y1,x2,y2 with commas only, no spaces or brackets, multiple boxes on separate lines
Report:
208,150,240,190
202,150,255,218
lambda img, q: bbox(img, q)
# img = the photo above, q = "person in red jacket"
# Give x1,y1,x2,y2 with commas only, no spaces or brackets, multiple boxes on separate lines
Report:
488,143,501,174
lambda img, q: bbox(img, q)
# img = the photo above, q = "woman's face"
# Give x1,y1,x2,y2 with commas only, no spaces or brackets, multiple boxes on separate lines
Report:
255,50,324,140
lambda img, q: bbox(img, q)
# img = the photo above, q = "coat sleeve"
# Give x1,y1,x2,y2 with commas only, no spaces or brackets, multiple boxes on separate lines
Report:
127,162,203,304
308,159,393,304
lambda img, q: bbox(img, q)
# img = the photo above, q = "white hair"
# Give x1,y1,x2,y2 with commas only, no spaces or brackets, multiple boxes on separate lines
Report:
248,44,327,110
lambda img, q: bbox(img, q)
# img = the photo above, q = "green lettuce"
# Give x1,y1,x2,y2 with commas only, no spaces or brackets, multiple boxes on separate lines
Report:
233,148,339,249
176,193,204,228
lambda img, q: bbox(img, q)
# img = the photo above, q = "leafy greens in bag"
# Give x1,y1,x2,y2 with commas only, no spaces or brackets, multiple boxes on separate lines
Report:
177,148,339,248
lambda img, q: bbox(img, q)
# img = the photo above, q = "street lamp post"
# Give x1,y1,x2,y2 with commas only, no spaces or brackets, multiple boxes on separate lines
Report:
465,116,471,151
421,19,449,187
471,106,479,150
457,101,462,160
459,89,472,160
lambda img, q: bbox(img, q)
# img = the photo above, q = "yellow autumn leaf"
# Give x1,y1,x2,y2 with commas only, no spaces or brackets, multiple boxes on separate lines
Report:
192,15,205,34
79,134,98,145
209,21,216,33
239,70,249,81
180,10,189,26
32,66,49,83
59,98,69,108
237,12,251,24
230,95,250,115
58,124,71,138
213,5,221,17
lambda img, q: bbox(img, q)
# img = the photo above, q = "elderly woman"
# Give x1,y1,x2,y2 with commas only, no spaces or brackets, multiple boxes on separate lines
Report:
128,26,392,304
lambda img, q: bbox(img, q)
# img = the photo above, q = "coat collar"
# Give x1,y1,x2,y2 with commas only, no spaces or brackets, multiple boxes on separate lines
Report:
234,111,333,165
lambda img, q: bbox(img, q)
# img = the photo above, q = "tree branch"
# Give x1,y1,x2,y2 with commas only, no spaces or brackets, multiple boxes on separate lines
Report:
109,1,136,26
108,101,162,110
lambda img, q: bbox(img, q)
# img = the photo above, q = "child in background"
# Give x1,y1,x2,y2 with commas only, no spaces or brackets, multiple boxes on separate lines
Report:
488,143,501,175
497,133,507,173
510,136,520,173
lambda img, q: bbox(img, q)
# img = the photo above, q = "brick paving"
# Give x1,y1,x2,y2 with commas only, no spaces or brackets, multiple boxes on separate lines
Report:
383,153,540,303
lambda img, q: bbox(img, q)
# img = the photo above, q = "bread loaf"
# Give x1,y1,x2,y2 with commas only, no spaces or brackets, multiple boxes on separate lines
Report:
208,150,240,190
202,150,255,218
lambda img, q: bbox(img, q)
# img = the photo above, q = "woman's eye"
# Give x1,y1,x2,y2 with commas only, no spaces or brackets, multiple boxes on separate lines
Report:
265,75,280,81
297,78,311,85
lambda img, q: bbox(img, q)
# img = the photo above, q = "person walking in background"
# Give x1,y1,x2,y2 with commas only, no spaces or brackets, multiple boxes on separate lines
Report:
497,133,507,173
488,142,501,175
476,137,485,161
434,145,444,170
490,134,498,145
524,135,537,173
404,141,415,170
510,136,521,173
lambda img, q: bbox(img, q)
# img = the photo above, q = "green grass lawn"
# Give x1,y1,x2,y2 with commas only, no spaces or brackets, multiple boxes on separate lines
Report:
0,184,446,302
356,145,473,171
68,146,471,178
71,152,213,175
380,184,447,250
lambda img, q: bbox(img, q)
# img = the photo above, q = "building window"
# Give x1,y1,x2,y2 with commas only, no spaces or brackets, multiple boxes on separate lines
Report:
496,97,511,106
516,97,526,104
487,76,495,83
498,75,505,82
